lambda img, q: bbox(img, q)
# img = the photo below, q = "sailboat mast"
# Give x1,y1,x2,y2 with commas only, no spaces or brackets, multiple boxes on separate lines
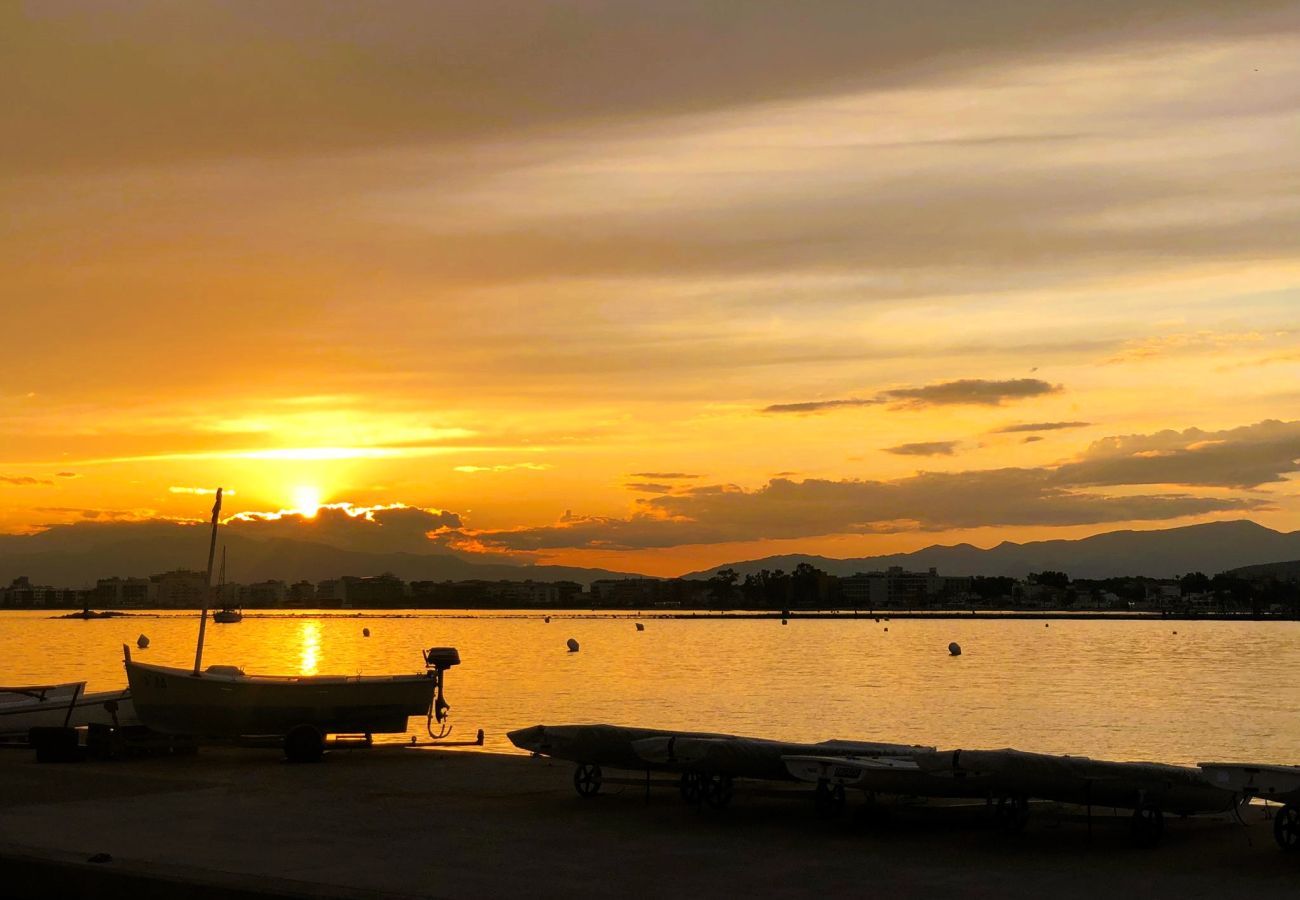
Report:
193,487,223,675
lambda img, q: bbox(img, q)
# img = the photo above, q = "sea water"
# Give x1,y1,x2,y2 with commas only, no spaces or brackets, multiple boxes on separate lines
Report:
1,610,1296,764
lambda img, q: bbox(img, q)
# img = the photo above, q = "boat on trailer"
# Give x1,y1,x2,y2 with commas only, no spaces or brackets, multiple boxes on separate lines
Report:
509,723,932,808
0,681,135,739
1199,762,1300,851
124,645,460,761
124,487,462,761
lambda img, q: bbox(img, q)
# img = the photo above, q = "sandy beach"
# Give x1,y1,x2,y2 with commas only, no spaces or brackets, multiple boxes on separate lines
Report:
0,743,1295,899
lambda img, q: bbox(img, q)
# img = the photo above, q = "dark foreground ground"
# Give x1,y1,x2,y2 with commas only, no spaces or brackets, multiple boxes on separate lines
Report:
0,744,1295,899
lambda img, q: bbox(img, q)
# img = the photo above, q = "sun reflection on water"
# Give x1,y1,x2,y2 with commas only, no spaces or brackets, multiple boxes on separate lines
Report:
299,621,321,675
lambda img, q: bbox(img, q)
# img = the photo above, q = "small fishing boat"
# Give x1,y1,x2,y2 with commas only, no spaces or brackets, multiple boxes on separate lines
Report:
0,681,135,739
125,488,462,761
124,645,459,760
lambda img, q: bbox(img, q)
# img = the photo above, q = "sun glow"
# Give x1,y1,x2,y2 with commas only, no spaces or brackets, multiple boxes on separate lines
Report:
292,486,323,518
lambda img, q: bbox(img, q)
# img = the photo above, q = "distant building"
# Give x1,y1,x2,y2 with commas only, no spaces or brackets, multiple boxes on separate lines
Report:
288,581,316,606
152,569,209,607
342,573,406,607
243,580,287,607
840,567,968,609
1,576,61,607
94,576,156,607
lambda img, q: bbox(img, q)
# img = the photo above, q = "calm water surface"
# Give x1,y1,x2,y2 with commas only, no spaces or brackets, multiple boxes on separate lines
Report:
2,610,1297,766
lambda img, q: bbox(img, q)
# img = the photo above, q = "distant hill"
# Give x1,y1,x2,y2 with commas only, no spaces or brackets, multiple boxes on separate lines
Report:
7,518,1300,588
684,521,1300,581
0,521,638,588
1230,559,1300,581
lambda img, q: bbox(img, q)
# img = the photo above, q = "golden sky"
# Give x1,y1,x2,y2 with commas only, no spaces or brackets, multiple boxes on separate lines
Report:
3,2,1299,575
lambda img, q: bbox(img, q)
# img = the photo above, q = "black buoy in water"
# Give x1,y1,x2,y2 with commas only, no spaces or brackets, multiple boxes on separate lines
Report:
362,627,370,637
635,622,644,631
948,641,962,656
545,616,551,623
566,638,579,652
136,634,149,649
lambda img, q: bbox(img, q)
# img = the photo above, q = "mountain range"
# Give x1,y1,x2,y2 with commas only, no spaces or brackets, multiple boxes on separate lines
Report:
2,519,1299,588
683,520,1300,581
0,522,634,588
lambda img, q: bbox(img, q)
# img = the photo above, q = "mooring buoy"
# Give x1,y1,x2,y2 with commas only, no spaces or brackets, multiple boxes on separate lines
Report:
362,627,370,637
948,641,962,656
136,634,149,649
566,638,580,652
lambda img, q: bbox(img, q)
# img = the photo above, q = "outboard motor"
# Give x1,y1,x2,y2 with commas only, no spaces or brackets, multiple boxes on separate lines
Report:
423,647,461,739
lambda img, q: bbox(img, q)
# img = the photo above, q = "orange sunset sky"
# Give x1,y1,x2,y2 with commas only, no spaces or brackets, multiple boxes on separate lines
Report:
3,2,1299,576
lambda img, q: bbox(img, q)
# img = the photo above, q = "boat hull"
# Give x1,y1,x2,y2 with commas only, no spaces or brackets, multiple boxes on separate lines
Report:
1,683,136,737
783,754,994,798
125,660,436,738
633,736,931,781
918,749,1239,815
1199,763,1300,801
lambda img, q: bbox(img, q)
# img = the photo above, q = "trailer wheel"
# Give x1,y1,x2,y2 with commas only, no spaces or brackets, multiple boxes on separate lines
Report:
573,763,603,798
1131,803,1164,847
1275,804,1300,851
679,772,704,805
703,774,734,810
284,725,324,763
995,794,1030,835
814,781,846,819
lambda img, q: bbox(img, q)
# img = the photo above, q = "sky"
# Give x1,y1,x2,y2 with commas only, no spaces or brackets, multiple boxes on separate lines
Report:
2,1,1299,576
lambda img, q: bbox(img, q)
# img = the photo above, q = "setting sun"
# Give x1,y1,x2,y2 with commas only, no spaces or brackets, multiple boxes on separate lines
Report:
292,486,323,518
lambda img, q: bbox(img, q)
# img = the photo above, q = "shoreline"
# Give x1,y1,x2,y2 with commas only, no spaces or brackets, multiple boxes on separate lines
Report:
2,744,1298,899
16,608,1300,621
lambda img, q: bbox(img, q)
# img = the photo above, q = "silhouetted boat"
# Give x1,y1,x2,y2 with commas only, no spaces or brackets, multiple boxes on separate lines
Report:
124,645,458,760
1,681,135,738
123,488,462,760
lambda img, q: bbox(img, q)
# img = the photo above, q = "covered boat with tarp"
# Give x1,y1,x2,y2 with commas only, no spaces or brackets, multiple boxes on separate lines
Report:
914,748,1240,842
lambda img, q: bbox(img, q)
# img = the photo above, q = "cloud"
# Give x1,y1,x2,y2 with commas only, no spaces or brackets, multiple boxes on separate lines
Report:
169,486,233,495
1023,436,1045,443
460,418,1294,551
883,441,959,456
765,379,1060,415
226,503,462,554
452,463,551,473
628,472,699,479
993,421,1092,433
762,398,881,414
1054,419,1300,489
55,471,80,478
34,507,147,520
464,471,1259,551
7,1,1291,174
625,483,673,494
1,475,53,486
883,378,1060,408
